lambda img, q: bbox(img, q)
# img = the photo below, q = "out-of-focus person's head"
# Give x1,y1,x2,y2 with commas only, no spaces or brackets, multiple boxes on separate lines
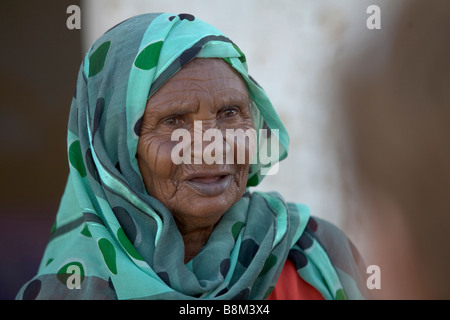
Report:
341,0,450,299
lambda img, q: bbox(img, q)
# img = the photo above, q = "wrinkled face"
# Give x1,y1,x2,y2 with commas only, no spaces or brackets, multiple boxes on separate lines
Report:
137,58,254,233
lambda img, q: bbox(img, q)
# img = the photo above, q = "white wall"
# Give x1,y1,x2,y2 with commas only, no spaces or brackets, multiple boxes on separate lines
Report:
80,0,405,248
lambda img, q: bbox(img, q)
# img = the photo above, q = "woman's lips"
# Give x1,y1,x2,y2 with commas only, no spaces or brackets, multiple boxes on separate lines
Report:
185,174,232,197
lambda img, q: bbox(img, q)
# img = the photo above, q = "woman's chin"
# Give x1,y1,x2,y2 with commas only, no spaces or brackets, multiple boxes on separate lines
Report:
171,189,238,228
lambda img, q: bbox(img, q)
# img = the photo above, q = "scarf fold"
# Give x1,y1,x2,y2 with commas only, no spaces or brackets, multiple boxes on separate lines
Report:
17,13,366,300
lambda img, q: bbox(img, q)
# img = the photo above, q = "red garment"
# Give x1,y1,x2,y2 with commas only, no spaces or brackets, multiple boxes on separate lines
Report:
267,259,324,300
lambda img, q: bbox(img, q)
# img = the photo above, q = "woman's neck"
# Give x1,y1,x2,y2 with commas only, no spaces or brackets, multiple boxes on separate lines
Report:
178,224,215,263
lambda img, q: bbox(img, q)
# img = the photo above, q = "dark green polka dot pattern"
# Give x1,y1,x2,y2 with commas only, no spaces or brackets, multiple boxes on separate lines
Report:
56,261,85,286
117,228,143,261
80,224,92,237
335,288,348,300
231,221,244,241
89,41,111,77
98,238,117,275
232,43,246,63
259,253,277,277
134,41,163,70
68,140,86,177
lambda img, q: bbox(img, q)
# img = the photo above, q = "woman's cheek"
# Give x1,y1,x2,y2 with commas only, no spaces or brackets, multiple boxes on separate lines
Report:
138,135,178,181
152,140,179,180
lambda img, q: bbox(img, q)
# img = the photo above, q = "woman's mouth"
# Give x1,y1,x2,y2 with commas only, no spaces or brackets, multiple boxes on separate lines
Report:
185,174,232,197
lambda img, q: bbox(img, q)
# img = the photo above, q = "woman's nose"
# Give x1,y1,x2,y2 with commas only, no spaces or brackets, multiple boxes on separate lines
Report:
191,120,232,164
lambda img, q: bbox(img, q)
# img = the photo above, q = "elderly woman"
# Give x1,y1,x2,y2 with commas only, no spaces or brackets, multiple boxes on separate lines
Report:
17,13,366,300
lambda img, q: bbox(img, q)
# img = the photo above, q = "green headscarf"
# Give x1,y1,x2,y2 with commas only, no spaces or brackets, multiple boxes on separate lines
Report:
17,13,367,300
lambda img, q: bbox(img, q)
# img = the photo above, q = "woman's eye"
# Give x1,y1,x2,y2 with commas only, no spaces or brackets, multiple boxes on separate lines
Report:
220,106,239,118
162,116,180,126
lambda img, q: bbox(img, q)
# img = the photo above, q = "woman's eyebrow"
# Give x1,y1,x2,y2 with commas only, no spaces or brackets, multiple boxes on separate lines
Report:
216,93,249,110
146,99,199,117
212,86,248,100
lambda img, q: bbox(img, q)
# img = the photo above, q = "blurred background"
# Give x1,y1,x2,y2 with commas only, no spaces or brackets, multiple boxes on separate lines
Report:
0,0,82,299
5,0,448,300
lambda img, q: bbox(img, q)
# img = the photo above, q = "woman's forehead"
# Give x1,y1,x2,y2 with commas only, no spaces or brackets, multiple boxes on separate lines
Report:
166,58,247,89
145,58,249,111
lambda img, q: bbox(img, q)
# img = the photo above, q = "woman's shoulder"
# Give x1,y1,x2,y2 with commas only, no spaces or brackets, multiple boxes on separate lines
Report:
306,215,369,299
